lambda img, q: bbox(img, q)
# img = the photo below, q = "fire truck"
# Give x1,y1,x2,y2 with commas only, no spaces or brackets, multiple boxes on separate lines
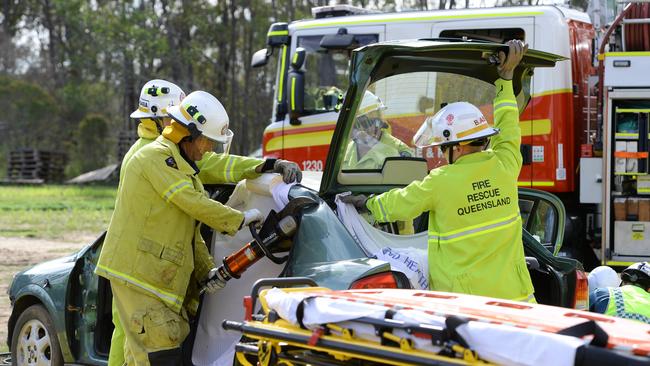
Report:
597,3,650,268
252,3,650,269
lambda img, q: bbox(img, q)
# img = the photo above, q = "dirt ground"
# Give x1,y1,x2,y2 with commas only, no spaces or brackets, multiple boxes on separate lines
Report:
0,235,93,353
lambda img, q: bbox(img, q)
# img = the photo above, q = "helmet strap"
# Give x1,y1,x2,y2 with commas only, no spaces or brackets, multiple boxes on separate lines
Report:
185,124,202,141
442,145,457,164
468,137,490,150
152,118,164,134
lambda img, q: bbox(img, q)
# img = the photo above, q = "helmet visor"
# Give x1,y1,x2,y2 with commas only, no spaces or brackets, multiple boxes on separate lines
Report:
354,115,387,131
205,129,233,155
413,116,435,148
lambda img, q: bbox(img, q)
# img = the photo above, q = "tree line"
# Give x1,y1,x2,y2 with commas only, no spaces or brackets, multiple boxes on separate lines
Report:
0,0,582,179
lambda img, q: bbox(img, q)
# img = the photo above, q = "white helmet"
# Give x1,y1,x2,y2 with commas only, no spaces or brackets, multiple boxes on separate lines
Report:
130,79,185,119
167,90,234,146
357,90,386,117
621,262,650,289
588,266,621,293
413,102,499,147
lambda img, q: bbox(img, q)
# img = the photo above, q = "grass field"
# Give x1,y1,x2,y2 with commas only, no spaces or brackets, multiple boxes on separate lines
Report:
0,185,117,353
0,185,116,240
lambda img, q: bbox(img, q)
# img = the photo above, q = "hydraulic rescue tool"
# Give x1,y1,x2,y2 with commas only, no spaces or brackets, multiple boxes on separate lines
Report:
201,197,316,292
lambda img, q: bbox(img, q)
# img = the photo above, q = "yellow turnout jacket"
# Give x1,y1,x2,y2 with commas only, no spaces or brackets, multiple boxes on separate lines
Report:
97,136,262,314
366,79,534,302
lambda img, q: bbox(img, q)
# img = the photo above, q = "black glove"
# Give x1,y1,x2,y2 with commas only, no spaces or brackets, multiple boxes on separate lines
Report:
340,194,369,212
273,159,302,184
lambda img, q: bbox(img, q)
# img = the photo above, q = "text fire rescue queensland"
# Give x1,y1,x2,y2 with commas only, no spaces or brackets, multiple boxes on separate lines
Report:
458,179,512,216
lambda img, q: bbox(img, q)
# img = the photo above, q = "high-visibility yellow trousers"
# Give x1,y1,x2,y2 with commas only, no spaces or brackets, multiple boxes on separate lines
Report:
107,299,125,366
111,282,189,366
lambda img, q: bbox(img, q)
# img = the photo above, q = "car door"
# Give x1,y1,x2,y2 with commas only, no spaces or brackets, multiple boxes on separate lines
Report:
517,189,588,308
65,233,112,364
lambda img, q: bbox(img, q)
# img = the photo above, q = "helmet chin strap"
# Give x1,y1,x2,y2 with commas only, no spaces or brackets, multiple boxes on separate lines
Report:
445,139,489,164
444,145,456,164
152,118,164,134
185,123,202,141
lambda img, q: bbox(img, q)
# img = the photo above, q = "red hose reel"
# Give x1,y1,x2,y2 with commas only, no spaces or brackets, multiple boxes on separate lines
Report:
624,3,650,51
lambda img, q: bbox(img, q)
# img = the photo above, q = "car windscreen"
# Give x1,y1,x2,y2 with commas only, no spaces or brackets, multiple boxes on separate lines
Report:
341,71,530,173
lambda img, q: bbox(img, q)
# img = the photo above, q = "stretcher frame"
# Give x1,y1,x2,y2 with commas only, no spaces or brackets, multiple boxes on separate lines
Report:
222,278,650,366
224,278,492,366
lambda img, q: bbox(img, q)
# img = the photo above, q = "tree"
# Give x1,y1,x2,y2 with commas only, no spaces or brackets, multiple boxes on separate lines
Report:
74,114,110,174
0,75,59,178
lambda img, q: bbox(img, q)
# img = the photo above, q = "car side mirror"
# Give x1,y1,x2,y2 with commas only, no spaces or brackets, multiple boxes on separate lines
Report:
252,48,270,68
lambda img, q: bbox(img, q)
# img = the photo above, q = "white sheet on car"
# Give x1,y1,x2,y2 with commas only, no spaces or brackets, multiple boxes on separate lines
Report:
335,193,429,289
192,174,294,366
264,288,586,366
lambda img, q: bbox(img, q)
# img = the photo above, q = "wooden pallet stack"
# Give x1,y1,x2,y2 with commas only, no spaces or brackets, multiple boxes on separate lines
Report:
7,149,67,183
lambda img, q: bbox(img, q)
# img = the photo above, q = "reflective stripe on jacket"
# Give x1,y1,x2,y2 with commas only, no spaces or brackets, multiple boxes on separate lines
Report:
605,285,650,324
96,136,259,313
366,79,534,301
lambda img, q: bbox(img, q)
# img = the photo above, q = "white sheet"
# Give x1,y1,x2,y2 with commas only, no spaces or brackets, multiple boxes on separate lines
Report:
192,175,293,366
335,193,429,289
264,288,586,366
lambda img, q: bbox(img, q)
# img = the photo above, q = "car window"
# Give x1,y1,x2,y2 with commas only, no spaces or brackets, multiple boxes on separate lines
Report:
518,198,557,248
529,200,557,246
519,199,534,227
341,72,496,172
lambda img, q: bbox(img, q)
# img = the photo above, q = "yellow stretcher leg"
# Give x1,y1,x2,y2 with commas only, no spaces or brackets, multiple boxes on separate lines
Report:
235,351,254,366
382,331,415,352
451,344,486,364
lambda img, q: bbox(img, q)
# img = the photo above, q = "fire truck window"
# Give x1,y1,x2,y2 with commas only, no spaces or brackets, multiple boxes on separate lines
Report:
297,34,378,113
439,28,525,43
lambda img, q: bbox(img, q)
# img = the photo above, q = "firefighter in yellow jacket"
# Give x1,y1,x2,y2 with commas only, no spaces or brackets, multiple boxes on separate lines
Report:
108,79,186,366
97,90,300,365
120,80,186,184
343,91,413,170
109,81,301,366
342,40,535,302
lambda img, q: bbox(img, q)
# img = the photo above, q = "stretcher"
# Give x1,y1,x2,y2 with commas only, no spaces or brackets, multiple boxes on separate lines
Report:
223,278,650,366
